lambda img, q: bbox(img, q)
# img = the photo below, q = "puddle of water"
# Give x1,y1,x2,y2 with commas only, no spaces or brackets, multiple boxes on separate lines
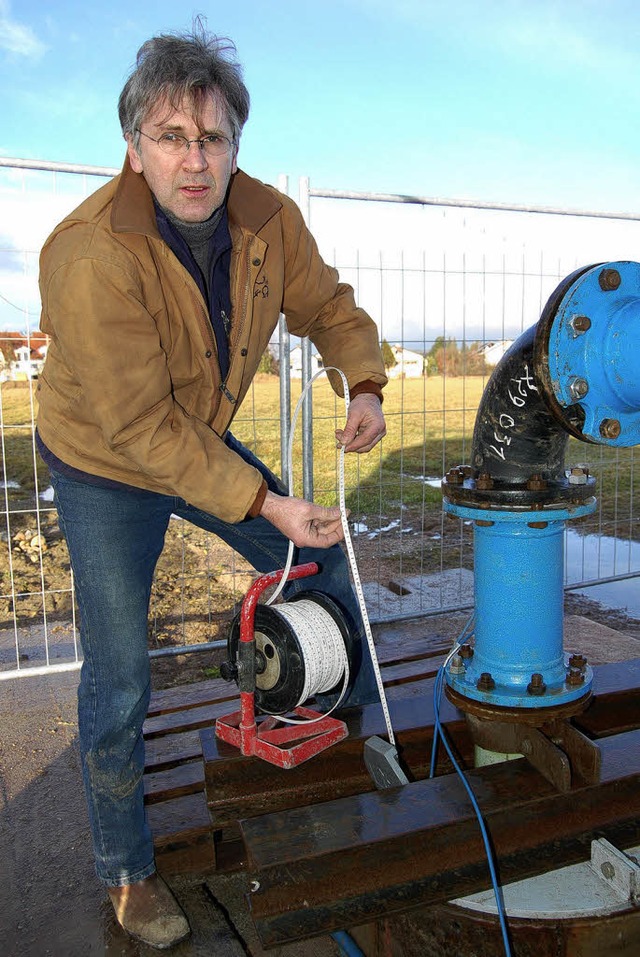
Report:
565,529,640,618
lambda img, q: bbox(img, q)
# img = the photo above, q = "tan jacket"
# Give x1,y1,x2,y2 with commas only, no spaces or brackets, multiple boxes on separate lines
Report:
37,161,386,522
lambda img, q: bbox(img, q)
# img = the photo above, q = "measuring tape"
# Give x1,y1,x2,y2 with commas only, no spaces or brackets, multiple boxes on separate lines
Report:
257,366,398,746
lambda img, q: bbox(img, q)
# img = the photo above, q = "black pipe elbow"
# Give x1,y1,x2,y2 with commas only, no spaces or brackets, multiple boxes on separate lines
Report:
443,267,597,511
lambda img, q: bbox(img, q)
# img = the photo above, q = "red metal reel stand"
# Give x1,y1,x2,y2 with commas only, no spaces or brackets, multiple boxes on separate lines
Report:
215,562,348,768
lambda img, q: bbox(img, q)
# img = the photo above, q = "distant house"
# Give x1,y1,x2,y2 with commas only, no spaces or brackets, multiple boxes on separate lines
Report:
288,344,323,379
480,340,513,366
386,344,424,379
0,332,49,380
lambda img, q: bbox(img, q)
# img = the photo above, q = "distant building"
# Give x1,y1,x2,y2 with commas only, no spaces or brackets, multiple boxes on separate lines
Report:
386,344,425,378
0,332,49,380
288,344,323,378
480,340,513,366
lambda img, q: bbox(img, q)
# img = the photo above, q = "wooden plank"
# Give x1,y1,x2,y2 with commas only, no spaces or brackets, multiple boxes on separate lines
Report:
144,759,205,804
147,632,452,717
243,729,640,946
148,791,216,876
573,657,640,737
588,657,640,696
155,833,216,877
148,676,233,717
144,729,202,771
147,790,212,844
144,698,242,738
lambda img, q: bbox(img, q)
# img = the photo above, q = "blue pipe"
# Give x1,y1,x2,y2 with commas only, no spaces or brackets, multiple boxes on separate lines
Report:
443,261,640,712
444,502,595,708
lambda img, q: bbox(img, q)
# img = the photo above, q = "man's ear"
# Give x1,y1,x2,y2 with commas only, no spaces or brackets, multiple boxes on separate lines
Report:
125,133,143,174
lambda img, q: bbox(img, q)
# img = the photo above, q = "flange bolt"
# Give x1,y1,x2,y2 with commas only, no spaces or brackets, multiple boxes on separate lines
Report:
477,672,495,691
599,418,621,440
568,653,587,671
476,472,494,490
526,473,547,491
570,314,591,335
445,467,465,485
527,672,547,696
459,644,474,660
448,654,465,675
569,377,589,401
566,667,585,686
568,466,589,485
599,268,621,291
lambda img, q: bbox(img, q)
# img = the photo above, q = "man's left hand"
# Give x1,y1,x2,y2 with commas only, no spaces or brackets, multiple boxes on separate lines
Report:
335,393,386,453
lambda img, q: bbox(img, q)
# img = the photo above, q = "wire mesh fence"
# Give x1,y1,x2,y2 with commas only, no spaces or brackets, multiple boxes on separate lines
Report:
1,158,640,679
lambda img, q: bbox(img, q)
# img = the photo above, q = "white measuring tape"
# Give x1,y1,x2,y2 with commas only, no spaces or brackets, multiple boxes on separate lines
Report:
264,367,397,747
272,599,348,700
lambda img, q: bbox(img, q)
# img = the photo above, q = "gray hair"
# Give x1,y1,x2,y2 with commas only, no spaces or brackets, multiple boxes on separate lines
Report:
118,22,250,147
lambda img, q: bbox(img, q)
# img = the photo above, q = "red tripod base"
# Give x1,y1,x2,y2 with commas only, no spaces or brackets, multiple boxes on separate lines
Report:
216,693,348,769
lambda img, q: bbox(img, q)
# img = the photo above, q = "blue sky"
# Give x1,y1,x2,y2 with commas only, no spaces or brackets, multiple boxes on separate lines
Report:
3,0,640,213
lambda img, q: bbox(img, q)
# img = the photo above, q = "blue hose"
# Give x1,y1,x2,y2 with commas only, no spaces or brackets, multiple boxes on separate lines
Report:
331,929,366,957
429,617,513,957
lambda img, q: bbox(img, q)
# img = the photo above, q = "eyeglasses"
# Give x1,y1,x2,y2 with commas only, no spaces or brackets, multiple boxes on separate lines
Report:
135,128,235,157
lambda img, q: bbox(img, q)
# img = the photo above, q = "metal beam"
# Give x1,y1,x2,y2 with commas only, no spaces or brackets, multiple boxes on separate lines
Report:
243,729,640,946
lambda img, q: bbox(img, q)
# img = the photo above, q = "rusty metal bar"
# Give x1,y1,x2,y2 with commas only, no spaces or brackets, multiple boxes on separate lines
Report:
201,689,470,827
243,729,640,946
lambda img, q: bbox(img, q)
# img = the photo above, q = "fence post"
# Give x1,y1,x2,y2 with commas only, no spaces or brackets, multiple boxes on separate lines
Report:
277,175,291,488
299,176,314,500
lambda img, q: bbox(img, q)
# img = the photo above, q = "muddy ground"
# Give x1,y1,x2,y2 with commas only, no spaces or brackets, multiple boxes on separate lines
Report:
2,501,461,688
2,500,640,956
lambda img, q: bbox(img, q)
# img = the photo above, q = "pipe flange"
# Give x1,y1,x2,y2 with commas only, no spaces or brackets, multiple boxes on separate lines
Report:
441,474,596,510
535,261,640,447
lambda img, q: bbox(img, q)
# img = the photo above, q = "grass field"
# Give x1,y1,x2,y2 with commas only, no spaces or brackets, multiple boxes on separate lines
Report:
1,374,638,534
0,374,638,652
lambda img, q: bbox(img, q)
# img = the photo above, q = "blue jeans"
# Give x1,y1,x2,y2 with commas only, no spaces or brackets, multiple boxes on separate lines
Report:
49,434,376,886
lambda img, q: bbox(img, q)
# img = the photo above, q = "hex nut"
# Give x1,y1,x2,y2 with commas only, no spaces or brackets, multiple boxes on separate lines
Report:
448,654,465,675
477,672,495,691
527,673,547,696
569,377,589,401
568,466,588,486
598,268,621,291
599,418,622,440
570,314,591,335
476,472,494,490
566,667,585,686
526,473,547,491
569,653,587,671
446,467,465,485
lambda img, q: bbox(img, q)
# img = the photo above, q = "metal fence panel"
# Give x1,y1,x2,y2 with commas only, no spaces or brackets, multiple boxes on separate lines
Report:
1,159,639,679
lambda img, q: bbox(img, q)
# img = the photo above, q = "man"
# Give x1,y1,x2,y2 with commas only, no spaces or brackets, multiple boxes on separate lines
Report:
37,24,386,950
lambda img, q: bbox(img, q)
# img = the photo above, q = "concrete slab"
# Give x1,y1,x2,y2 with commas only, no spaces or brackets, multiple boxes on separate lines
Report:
362,569,474,620
564,614,640,664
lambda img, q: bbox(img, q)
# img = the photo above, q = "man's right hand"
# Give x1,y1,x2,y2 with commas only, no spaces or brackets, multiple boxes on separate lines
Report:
259,490,346,549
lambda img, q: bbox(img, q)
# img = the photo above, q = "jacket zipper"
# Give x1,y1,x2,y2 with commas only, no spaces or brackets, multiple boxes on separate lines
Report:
217,236,254,407
182,259,237,408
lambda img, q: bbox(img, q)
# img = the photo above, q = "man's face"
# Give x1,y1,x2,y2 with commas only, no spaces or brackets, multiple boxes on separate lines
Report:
127,93,238,223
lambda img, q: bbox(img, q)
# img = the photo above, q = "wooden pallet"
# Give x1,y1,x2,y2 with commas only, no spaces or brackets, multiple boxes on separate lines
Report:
143,626,454,876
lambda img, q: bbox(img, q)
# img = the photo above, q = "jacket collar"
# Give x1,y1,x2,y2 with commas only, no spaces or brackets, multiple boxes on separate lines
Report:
110,157,282,238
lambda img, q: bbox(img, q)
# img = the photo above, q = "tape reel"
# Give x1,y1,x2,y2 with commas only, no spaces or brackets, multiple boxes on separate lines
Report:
226,591,354,715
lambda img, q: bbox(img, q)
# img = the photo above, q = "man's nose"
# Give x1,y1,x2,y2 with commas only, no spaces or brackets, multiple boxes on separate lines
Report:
183,141,209,170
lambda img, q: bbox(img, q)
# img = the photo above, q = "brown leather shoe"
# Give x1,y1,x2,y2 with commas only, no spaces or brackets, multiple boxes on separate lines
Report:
107,873,191,949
